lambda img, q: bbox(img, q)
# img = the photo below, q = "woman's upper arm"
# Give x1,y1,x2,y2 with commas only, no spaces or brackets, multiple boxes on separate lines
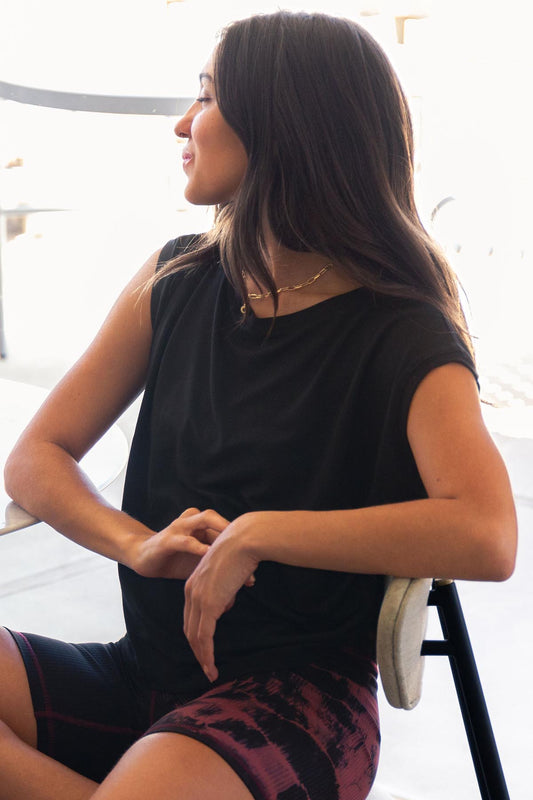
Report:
407,362,517,570
10,248,161,462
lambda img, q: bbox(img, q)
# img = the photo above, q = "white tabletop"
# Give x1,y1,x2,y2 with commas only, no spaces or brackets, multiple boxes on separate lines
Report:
0,378,129,534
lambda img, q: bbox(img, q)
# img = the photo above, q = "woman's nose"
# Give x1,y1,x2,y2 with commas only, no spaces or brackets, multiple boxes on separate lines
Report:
174,102,195,139
174,117,189,140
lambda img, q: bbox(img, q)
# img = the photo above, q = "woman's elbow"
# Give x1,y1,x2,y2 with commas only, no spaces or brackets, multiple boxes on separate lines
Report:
491,537,517,582
484,548,516,583
476,512,518,582
3,437,39,503
4,446,25,502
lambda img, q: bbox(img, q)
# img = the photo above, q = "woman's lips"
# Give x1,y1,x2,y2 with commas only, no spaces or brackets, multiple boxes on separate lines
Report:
182,151,193,168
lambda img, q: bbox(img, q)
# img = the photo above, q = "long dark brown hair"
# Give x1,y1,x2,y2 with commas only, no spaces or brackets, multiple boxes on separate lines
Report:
157,11,473,356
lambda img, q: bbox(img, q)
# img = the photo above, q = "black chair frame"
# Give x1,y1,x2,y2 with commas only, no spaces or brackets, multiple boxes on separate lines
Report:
422,579,509,800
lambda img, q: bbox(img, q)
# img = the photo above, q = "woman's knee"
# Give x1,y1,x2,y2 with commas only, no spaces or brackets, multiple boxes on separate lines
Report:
0,627,37,747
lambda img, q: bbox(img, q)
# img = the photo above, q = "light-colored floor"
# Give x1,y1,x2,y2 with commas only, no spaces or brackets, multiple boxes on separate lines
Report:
1,223,531,800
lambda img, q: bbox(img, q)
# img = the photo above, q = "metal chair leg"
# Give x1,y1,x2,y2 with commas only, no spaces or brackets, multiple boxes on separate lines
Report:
422,580,509,800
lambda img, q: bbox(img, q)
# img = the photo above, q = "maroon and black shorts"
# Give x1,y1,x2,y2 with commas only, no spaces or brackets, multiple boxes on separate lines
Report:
8,629,380,799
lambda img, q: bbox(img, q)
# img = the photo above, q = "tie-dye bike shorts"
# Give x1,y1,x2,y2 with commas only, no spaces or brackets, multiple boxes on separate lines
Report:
8,629,380,799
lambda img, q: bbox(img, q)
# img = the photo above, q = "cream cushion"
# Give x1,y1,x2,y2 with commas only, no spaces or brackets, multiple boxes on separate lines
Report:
376,577,432,710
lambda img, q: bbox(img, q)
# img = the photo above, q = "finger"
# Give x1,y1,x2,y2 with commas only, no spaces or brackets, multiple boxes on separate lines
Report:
179,538,210,557
183,575,219,682
195,611,218,682
183,575,194,641
183,573,203,650
204,527,223,545
193,509,230,532
244,572,256,587
170,509,228,535
161,527,210,557
179,507,201,518
179,511,229,544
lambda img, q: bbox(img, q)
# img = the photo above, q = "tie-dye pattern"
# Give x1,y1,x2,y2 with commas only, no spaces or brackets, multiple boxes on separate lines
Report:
146,665,380,800
8,629,379,795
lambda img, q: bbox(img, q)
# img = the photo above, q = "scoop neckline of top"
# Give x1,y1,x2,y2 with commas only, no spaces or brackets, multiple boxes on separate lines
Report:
232,284,372,327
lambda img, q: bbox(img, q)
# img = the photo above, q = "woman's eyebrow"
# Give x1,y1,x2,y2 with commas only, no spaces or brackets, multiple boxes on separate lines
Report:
199,72,213,83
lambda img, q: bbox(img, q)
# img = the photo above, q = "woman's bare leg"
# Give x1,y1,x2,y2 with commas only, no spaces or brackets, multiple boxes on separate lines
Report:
0,628,97,800
0,627,37,745
0,721,97,800
92,732,254,800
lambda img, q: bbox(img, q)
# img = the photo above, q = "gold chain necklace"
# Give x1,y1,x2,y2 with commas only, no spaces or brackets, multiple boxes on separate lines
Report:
240,263,333,314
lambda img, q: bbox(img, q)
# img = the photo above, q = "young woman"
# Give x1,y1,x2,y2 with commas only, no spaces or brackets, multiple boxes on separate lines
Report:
0,11,517,800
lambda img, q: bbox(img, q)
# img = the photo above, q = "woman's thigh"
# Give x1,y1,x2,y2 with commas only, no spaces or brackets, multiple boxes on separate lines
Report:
92,733,254,800
0,627,37,746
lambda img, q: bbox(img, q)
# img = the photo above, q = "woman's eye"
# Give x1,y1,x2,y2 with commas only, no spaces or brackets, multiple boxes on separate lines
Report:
195,96,211,104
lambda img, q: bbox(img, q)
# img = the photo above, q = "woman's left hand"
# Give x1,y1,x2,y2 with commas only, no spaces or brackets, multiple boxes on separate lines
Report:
183,513,260,682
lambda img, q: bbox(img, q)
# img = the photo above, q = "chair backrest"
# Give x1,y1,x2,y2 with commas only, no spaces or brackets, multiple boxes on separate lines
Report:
374,576,510,800
1,500,38,535
376,576,432,710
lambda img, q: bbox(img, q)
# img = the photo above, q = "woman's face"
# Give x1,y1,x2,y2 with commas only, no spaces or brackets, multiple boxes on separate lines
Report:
175,55,248,206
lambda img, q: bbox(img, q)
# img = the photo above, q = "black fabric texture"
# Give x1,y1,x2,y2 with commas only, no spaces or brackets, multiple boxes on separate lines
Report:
119,234,477,693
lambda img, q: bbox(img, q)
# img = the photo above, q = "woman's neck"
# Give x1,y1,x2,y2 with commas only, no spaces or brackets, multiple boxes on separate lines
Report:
242,232,361,318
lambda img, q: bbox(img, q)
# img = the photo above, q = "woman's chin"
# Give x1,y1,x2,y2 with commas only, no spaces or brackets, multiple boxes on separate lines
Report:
184,186,214,207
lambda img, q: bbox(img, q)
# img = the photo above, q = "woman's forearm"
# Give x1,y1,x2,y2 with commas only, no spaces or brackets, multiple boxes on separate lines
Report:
238,497,517,582
4,439,148,565
181,492,516,684
5,441,229,579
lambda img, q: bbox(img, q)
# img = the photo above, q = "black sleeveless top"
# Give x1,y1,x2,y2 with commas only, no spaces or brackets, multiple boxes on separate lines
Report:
120,235,476,693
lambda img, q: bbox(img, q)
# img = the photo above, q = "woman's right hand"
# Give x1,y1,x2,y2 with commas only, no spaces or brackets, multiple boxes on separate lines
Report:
129,507,231,580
